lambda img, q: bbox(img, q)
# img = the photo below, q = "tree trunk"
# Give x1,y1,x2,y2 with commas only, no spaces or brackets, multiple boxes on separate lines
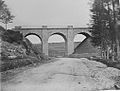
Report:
112,44,116,62
116,36,120,60
106,47,110,59
5,23,7,30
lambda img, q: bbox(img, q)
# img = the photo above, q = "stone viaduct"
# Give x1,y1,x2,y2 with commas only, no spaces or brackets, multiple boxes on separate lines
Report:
14,26,91,56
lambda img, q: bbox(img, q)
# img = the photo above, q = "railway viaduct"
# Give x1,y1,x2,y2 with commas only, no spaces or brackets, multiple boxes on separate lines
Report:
14,26,91,56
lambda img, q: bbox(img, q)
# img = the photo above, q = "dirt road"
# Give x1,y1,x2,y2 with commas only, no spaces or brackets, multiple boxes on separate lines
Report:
1,58,120,91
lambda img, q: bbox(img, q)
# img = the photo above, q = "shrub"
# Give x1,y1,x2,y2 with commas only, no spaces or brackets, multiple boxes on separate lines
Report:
91,58,120,69
1,29,23,44
0,56,39,72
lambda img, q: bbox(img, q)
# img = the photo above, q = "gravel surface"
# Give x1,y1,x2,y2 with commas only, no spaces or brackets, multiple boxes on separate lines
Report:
1,58,120,91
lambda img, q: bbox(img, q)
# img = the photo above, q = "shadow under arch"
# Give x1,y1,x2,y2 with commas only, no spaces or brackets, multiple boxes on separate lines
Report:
74,32,91,42
25,33,43,44
77,32,91,38
48,32,67,57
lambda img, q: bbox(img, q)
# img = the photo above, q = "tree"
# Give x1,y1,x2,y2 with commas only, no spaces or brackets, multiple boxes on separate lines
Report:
90,0,112,46
0,0,14,29
0,0,4,9
89,0,118,60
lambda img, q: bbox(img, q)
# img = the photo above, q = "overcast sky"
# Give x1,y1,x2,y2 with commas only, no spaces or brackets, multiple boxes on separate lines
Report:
3,0,90,43
4,0,90,28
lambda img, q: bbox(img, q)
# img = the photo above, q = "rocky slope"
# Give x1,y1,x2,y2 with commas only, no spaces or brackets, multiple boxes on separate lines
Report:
1,41,27,59
0,38,49,72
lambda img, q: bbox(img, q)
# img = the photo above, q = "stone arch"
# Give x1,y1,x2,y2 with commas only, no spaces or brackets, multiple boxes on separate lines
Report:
49,32,67,42
73,32,90,43
48,32,68,57
74,32,90,39
79,32,90,37
25,33,43,43
24,33,43,52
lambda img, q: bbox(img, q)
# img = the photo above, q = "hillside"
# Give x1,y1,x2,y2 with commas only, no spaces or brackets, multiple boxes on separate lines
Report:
0,28,49,72
74,37,99,54
1,40,41,72
33,42,80,57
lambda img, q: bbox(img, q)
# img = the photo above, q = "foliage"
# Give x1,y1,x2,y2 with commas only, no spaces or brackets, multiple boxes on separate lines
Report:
1,29,23,44
0,25,5,31
0,41,49,72
1,56,39,72
91,57,120,69
0,0,14,29
90,0,115,48
0,0,4,10
89,0,120,61
0,25,5,36
1,34,50,72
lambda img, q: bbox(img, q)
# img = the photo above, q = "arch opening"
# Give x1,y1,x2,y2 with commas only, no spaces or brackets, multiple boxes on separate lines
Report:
25,33,42,52
73,32,91,50
48,33,67,57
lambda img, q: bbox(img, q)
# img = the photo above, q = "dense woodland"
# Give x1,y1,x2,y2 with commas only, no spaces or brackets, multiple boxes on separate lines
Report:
90,0,120,61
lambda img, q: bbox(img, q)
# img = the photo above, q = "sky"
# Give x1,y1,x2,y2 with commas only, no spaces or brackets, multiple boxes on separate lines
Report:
2,0,90,43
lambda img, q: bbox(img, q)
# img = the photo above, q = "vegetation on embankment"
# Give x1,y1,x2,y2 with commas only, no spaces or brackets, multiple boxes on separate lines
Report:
90,58,120,70
69,54,120,70
0,26,50,72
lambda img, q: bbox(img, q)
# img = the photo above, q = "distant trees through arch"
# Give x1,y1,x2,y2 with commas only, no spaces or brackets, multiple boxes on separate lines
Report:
48,34,67,57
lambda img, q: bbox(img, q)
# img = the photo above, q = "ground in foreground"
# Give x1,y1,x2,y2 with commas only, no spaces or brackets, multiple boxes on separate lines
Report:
1,58,120,91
